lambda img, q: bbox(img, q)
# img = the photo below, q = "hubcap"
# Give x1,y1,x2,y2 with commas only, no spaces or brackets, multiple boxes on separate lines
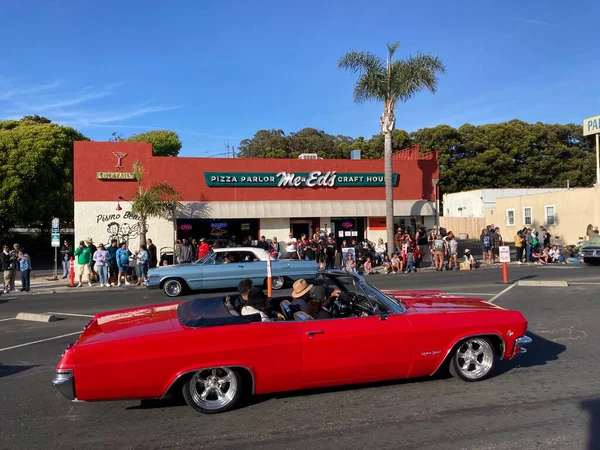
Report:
272,276,284,290
456,338,493,380
165,280,181,296
190,367,237,410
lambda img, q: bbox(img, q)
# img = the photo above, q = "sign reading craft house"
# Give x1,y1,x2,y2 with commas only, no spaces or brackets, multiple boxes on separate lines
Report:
205,171,400,188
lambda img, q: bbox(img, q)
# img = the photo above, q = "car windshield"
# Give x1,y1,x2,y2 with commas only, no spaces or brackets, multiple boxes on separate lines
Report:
323,273,404,315
194,252,214,264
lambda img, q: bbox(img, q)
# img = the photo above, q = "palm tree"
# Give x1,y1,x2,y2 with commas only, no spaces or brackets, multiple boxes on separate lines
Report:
338,42,445,254
130,160,183,248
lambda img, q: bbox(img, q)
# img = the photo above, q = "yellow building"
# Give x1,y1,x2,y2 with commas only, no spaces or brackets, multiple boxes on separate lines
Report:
486,185,600,245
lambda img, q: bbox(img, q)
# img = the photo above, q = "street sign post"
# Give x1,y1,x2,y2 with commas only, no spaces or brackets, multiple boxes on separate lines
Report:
583,115,600,185
51,218,60,279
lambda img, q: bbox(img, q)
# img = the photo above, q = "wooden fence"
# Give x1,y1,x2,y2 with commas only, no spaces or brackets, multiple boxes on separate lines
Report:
439,217,487,240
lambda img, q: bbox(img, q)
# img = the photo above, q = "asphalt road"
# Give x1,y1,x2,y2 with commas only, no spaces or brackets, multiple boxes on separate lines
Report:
1,265,599,450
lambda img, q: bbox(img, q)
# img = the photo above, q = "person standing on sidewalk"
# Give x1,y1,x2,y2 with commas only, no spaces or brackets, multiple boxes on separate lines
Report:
107,239,118,285
60,240,72,279
93,243,110,287
135,244,149,286
1,245,17,293
18,248,31,292
74,241,92,287
116,242,132,286
147,239,158,269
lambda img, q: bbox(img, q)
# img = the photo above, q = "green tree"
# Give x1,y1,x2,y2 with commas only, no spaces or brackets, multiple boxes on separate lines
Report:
0,117,88,237
130,161,182,248
126,130,182,157
338,42,445,251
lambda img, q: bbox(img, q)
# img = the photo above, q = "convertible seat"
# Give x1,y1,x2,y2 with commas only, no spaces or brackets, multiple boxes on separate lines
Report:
178,297,261,328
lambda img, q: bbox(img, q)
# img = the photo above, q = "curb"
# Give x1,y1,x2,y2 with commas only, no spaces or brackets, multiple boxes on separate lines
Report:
15,312,58,322
517,280,569,287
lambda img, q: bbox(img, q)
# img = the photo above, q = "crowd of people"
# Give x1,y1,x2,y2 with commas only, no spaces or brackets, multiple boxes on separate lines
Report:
60,237,159,288
0,243,31,293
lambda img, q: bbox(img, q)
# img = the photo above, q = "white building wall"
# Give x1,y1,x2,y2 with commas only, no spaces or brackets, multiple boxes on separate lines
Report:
74,202,174,252
259,218,291,245
444,189,568,218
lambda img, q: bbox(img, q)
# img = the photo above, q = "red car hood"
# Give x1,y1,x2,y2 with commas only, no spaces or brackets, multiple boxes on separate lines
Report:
78,302,181,345
383,289,445,297
397,296,501,314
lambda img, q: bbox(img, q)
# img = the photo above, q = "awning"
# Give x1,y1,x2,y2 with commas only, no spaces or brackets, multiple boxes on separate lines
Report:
177,200,435,219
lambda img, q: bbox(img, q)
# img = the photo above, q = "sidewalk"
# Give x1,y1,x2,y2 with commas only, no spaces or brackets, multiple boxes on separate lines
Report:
0,276,147,295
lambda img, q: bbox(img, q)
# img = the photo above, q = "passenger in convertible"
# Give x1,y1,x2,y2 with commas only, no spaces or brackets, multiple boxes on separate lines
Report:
227,278,254,312
290,279,312,312
241,287,271,321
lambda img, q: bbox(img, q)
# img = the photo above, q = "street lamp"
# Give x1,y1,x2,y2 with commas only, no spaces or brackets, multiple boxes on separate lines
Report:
432,178,439,227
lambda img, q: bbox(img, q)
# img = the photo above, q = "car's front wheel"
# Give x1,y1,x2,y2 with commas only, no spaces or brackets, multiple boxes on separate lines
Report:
163,278,185,297
182,367,242,414
584,258,600,266
449,337,495,381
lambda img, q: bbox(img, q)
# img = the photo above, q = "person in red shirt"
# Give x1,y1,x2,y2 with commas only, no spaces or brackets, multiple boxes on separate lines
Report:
197,238,210,259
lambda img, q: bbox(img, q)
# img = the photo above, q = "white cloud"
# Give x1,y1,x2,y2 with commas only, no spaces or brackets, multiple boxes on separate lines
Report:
0,81,61,101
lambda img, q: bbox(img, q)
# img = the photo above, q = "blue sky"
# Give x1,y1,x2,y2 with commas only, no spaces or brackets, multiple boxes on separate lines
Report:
0,0,597,157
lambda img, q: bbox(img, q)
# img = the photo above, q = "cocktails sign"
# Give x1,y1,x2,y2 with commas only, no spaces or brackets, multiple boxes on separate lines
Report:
204,171,399,188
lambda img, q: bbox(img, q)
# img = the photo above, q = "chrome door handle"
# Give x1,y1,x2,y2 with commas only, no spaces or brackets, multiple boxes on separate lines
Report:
306,330,324,339
238,265,245,268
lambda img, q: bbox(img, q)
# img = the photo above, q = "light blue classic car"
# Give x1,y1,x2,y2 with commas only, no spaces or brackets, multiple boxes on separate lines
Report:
146,247,320,297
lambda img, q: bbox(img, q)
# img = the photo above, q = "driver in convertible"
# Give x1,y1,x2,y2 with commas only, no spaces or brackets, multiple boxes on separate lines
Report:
307,285,340,320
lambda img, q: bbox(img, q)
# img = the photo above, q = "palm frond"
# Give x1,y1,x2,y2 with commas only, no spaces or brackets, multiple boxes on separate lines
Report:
353,71,387,103
386,42,401,59
338,51,384,75
389,53,446,103
132,160,145,183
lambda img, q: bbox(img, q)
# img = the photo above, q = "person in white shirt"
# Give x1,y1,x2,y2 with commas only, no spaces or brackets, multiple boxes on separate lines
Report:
286,232,297,259
374,238,386,265
549,245,565,264
463,248,476,270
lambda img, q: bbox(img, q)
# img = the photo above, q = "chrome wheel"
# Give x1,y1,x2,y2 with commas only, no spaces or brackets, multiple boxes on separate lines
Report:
163,279,182,297
454,338,494,380
188,367,238,411
272,276,285,290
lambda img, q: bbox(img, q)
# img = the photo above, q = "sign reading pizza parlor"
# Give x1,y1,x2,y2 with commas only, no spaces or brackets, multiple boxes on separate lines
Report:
204,171,399,188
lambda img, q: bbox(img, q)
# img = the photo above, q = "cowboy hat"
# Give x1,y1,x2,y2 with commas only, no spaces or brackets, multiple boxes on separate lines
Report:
292,279,313,298
85,237,94,243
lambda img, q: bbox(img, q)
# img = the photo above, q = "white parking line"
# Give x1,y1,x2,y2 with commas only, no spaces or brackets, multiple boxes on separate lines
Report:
0,317,15,322
488,282,518,303
569,282,600,285
0,331,82,353
47,312,95,318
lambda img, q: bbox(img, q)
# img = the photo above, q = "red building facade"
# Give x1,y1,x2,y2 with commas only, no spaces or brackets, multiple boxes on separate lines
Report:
74,142,438,251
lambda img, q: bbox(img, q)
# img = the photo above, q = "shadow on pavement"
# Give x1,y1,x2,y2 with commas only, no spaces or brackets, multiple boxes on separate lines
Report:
0,364,39,378
495,331,566,376
580,398,600,450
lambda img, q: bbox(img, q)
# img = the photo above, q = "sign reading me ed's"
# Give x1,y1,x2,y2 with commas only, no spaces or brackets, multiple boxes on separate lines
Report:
204,171,400,188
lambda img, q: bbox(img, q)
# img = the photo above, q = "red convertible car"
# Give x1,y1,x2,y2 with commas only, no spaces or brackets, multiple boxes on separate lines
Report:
53,271,531,414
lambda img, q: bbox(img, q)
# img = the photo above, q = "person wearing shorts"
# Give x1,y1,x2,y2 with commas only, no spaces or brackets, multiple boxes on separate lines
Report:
432,234,447,271
447,232,459,270
73,241,92,287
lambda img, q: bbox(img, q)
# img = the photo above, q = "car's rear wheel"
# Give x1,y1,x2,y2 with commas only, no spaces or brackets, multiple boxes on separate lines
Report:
163,278,184,297
449,337,495,381
182,367,242,414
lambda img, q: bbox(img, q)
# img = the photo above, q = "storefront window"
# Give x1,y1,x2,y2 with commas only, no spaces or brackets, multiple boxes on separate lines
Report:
176,219,260,246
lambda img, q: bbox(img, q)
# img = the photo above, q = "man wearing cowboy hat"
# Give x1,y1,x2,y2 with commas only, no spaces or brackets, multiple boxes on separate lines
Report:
291,279,313,312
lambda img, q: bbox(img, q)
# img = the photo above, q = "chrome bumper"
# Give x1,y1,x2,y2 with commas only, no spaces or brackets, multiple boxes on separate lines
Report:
52,370,75,400
514,335,532,355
